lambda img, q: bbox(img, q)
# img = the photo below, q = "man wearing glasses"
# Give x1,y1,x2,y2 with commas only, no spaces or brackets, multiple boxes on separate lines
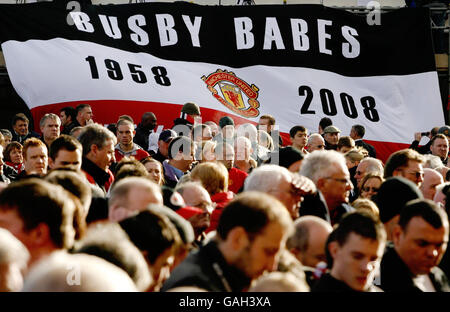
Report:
300,150,355,226
384,148,425,187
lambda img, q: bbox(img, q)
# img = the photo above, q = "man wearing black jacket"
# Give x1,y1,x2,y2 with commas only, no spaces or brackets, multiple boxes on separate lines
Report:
380,199,450,292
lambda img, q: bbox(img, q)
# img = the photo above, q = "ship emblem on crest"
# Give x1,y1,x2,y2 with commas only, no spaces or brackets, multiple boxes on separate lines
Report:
201,70,260,118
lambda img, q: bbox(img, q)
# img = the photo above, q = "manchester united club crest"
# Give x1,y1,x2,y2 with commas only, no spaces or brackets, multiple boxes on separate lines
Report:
201,70,260,118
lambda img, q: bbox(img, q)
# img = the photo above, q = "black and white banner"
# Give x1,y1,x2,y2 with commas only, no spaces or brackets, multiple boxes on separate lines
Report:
0,2,444,161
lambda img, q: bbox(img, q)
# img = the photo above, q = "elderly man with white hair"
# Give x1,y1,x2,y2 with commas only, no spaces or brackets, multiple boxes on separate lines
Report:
244,164,315,220
299,150,354,226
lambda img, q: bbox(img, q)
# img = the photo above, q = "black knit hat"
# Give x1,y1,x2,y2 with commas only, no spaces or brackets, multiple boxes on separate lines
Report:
278,146,304,169
372,177,423,223
219,116,235,129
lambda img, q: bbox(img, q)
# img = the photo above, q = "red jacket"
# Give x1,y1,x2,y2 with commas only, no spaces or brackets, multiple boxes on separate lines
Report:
206,191,234,233
228,168,248,194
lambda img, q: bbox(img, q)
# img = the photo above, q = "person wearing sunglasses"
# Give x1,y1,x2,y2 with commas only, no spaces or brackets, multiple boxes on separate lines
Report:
359,173,384,200
384,148,425,188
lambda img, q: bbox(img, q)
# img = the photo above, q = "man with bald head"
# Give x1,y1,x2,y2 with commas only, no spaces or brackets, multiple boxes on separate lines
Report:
287,216,332,269
134,112,157,152
306,134,325,153
108,177,163,222
354,157,384,190
420,168,444,200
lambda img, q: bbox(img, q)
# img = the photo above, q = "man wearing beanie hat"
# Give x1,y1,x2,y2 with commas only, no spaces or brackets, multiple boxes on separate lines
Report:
172,102,201,131
372,176,422,241
215,116,235,145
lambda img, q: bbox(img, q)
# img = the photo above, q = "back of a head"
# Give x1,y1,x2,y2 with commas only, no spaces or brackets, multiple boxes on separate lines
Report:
216,191,293,241
352,125,365,138
0,178,76,249
22,251,137,292
119,209,183,264
299,150,346,184
287,215,332,252
0,228,29,291
249,271,308,292
190,161,228,195
277,146,304,170
319,118,332,131
49,134,82,161
73,222,152,291
372,177,422,224
360,157,384,176
244,164,291,193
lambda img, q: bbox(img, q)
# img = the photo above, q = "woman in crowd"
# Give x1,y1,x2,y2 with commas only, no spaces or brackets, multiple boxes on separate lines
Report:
141,157,164,186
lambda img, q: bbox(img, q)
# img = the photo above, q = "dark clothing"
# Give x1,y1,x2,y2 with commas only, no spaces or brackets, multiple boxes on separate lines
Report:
380,243,450,292
313,273,381,292
133,123,153,152
3,164,17,181
324,141,337,150
11,130,40,145
0,173,10,184
161,240,251,292
355,139,376,158
409,140,432,155
152,150,168,164
61,121,78,135
81,157,114,197
330,203,355,226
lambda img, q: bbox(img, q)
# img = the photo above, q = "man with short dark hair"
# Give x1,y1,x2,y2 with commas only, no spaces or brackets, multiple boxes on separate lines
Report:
318,118,332,135
115,119,149,162
78,124,116,196
380,199,450,292
161,191,294,292
384,148,425,187
11,113,39,144
48,134,82,171
0,179,76,266
312,210,386,292
289,126,308,154
163,136,196,188
258,114,283,148
134,112,157,152
429,134,449,165
350,124,376,158
60,106,77,135
75,104,93,127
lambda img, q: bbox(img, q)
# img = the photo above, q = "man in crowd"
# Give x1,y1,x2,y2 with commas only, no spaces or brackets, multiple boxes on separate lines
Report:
429,134,449,165
161,192,293,292
289,126,308,154
380,199,450,291
258,114,283,148
108,177,163,222
20,138,48,178
323,126,341,150
114,119,150,162
134,112,157,152
0,179,76,267
354,157,384,191
318,117,333,135
74,104,94,127
59,106,78,135
11,113,39,144
300,150,354,225
420,168,444,200
410,127,440,155
39,113,61,149
214,142,248,194
350,124,376,158
48,134,82,171
163,136,196,189
152,129,177,164
245,164,315,220
313,210,386,292
306,133,325,153
384,148,425,187
79,124,116,196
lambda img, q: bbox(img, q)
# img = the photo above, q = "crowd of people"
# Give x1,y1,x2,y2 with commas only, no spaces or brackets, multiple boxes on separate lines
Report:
0,102,449,292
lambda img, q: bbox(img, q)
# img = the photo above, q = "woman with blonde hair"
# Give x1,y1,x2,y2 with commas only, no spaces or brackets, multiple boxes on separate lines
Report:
190,161,234,233
141,157,164,186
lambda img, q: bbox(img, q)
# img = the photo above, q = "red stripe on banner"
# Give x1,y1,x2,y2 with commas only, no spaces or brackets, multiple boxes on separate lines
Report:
31,100,409,163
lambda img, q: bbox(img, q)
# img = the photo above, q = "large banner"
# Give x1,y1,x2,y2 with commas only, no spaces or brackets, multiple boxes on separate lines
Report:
0,2,444,161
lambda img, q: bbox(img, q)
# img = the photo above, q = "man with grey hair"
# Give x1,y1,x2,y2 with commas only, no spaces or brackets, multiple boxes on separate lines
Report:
0,228,30,291
79,123,117,196
306,133,325,153
108,176,163,222
39,113,61,149
245,164,315,220
300,150,354,225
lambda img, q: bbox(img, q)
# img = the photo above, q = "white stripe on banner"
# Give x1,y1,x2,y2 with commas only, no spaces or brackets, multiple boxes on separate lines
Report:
2,38,444,145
